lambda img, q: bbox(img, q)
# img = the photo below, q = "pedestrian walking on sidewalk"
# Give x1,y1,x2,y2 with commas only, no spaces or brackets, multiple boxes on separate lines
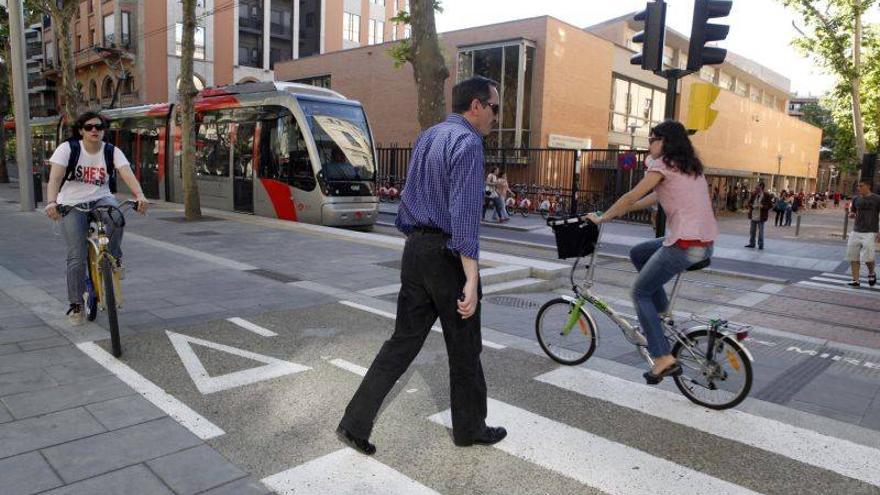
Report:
773,194,786,227
337,77,507,456
784,194,794,227
845,180,880,287
745,182,772,250
586,120,717,385
43,112,148,326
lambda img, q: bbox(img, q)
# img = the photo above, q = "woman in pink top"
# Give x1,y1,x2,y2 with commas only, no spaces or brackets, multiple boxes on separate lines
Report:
587,121,718,384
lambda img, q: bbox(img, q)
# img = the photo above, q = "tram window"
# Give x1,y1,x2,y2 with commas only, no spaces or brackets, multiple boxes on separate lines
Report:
297,99,375,182
260,112,315,191
195,122,231,177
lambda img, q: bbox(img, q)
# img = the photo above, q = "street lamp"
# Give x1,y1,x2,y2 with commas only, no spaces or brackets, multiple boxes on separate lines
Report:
776,154,783,192
628,122,641,150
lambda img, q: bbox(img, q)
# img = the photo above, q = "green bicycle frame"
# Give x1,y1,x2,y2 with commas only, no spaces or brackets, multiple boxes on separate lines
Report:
561,298,587,336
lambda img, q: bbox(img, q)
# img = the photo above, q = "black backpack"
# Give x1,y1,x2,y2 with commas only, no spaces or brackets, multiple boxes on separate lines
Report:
61,139,117,194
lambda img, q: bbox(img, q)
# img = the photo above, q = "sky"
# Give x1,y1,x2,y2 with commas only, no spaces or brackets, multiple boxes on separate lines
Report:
435,0,880,97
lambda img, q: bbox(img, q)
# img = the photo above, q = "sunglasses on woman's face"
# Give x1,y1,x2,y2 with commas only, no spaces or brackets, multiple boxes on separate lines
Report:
82,123,105,132
648,136,662,144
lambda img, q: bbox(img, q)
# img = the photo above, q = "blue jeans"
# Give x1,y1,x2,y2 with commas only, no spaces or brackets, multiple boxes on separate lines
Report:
60,196,123,305
629,239,713,358
749,220,765,248
491,195,508,221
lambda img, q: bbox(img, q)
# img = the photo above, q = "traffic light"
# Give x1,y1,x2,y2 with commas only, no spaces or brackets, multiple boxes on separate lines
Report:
686,0,732,71
685,82,721,132
630,2,667,72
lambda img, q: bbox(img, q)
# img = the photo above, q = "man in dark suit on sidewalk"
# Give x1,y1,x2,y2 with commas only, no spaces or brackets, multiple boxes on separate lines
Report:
336,76,507,455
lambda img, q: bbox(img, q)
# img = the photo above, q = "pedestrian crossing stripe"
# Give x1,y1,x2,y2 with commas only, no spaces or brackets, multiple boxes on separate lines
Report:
338,300,507,350
262,448,440,495
166,331,311,395
226,317,278,337
796,272,880,296
536,366,880,488
428,398,763,495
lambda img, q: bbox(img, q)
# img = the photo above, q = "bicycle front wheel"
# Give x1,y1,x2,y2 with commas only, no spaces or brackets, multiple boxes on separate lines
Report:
535,298,597,365
100,257,122,358
672,329,753,410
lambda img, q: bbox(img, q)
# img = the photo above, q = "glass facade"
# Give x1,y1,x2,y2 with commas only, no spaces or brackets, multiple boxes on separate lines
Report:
298,0,321,57
457,40,535,148
239,0,263,67
609,75,666,136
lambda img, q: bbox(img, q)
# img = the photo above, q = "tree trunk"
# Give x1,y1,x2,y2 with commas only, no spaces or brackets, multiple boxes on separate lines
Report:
0,115,7,184
409,0,449,130
851,0,867,159
50,3,82,126
179,0,201,220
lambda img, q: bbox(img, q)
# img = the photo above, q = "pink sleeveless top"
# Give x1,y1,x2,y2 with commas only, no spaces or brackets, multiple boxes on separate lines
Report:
646,156,719,247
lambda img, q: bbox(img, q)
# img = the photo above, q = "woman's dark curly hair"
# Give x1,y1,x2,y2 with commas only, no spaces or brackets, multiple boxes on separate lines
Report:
70,111,109,140
650,120,704,177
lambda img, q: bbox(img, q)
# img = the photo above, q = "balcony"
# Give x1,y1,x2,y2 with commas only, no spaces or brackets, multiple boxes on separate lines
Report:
239,16,262,32
270,23,293,39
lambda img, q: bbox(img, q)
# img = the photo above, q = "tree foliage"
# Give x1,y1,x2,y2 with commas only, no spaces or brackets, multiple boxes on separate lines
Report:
387,0,449,129
780,0,879,159
35,0,82,125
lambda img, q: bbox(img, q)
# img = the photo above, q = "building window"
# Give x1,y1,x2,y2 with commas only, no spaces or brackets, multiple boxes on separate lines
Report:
122,12,131,47
608,74,666,136
403,25,411,39
718,71,733,91
372,0,385,5
102,14,114,46
699,66,715,83
343,12,360,43
270,8,292,37
89,80,98,104
368,19,384,45
291,74,331,88
87,0,93,14
101,77,114,102
176,74,205,91
45,41,54,67
89,29,95,47
457,41,535,148
176,24,206,59
734,79,747,97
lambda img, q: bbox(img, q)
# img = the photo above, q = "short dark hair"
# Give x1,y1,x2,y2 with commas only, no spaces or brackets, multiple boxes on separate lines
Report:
859,179,872,186
452,76,499,114
71,111,108,140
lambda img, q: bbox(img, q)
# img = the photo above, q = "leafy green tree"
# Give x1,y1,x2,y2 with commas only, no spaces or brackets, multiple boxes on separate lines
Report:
780,0,878,159
36,0,82,124
387,0,449,130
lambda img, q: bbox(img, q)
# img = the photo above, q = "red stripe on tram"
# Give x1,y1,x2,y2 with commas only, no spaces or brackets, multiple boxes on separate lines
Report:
260,179,297,221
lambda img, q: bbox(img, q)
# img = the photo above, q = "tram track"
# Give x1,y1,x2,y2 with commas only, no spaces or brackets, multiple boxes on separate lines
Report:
373,223,880,333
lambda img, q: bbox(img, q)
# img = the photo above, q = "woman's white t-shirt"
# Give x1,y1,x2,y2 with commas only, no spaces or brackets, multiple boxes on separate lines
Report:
49,141,131,205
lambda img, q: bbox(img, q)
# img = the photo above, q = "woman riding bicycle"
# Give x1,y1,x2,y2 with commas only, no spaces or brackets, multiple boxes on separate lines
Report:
587,120,718,384
44,112,148,326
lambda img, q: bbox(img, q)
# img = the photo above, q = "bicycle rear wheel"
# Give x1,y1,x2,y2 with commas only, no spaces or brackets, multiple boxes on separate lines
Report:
100,257,122,358
671,328,752,410
535,298,597,365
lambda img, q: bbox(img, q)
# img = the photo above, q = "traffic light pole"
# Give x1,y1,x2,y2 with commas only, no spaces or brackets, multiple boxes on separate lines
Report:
652,69,694,238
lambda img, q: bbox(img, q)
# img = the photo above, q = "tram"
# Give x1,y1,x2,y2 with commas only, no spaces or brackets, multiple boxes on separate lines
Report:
13,82,379,227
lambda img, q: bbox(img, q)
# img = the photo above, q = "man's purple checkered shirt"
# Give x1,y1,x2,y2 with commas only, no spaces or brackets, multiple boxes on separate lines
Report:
395,114,484,259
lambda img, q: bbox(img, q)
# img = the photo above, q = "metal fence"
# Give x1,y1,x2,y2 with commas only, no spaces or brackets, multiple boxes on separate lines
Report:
376,146,651,223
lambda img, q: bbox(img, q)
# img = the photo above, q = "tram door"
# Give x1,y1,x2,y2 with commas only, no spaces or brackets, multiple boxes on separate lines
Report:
232,122,255,213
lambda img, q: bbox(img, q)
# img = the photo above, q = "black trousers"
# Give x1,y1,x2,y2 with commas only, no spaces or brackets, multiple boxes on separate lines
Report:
339,231,487,444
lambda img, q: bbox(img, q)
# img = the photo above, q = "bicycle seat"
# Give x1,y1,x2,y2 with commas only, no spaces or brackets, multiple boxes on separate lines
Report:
686,258,711,272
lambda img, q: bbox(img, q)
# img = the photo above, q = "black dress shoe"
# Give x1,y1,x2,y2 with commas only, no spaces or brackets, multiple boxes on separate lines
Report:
455,426,507,447
336,426,376,455
744,244,755,248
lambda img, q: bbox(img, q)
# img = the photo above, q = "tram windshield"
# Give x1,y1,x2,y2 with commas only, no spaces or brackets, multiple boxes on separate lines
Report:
297,98,375,182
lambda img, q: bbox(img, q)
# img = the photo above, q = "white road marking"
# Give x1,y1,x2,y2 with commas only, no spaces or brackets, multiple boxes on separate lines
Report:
797,280,880,297
76,342,225,440
330,358,367,377
166,331,310,395
428,398,762,495
809,276,880,290
536,366,880,488
262,448,441,495
226,317,278,337
339,300,506,350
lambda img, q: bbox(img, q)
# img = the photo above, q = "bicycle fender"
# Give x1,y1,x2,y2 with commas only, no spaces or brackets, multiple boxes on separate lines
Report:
559,294,600,345
687,325,755,363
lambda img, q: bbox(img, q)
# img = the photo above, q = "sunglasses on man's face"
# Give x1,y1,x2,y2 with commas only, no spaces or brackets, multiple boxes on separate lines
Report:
483,101,500,116
82,123,105,132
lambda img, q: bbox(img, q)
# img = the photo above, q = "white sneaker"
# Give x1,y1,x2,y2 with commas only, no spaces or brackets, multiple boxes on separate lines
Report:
66,304,84,326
